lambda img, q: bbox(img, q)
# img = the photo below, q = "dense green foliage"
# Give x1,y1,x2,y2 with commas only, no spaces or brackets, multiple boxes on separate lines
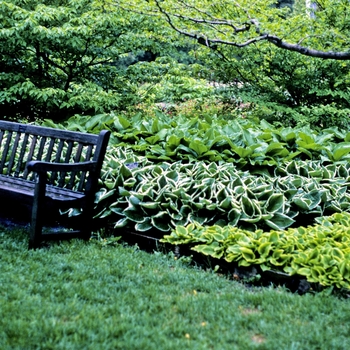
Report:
95,154,350,233
3,0,350,128
0,0,192,121
46,112,350,165
118,0,350,128
41,113,350,236
2,227,350,349
212,47,350,129
161,212,350,290
2,0,350,295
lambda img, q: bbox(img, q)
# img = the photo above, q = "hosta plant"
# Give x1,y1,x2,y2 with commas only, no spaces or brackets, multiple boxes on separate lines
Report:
95,153,350,233
161,212,350,290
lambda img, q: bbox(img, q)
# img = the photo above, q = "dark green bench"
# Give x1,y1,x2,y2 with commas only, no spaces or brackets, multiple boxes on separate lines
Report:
0,121,110,249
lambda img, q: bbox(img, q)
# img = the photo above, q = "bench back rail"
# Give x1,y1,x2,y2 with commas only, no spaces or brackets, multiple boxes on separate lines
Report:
0,121,108,193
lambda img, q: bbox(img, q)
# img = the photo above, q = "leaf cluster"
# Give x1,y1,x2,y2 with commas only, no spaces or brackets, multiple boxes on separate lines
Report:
54,112,350,166
94,151,350,233
161,212,350,290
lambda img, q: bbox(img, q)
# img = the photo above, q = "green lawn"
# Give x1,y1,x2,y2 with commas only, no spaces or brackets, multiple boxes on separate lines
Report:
1,227,350,350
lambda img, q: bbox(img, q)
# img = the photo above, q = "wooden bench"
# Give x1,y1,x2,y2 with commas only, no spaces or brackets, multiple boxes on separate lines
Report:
0,120,110,249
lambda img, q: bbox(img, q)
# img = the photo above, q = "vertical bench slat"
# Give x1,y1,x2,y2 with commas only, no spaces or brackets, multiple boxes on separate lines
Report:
77,144,93,192
58,140,74,187
42,138,56,183
45,138,56,162
7,132,22,176
36,136,47,161
68,143,84,190
14,133,29,177
49,139,65,185
0,131,13,175
23,135,38,179
0,130,6,174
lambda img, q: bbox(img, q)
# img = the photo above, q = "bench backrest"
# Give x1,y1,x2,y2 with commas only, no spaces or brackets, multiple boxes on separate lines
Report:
0,121,110,193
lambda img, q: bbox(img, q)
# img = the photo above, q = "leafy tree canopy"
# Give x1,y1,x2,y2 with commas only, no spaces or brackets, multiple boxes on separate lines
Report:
0,0,188,120
115,0,350,128
132,0,350,60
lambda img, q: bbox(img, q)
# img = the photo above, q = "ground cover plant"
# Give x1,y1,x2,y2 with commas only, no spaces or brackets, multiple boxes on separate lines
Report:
1,226,350,350
44,113,350,233
36,109,350,293
47,112,350,166
161,212,350,291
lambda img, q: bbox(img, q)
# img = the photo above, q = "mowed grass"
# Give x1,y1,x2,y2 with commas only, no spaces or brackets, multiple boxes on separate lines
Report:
1,227,350,350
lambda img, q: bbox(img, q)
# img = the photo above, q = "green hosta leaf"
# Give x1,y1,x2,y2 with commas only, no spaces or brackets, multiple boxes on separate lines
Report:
265,193,284,213
95,188,115,203
298,147,313,158
310,266,327,281
189,214,209,225
296,267,312,277
331,248,345,261
151,212,171,232
228,208,240,226
265,213,295,230
157,175,168,189
293,197,312,211
266,142,288,157
105,181,116,190
293,190,321,211
280,129,296,143
268,231,280,243
240,247,256,262
94,208,111,219
119,164,133,179
232,145,259,158
124,208,146,223
129,195,141,206
139,202,160,210
145,135,160,145
219,197,232,210
241,196,256,217
135,221,153,232
124,177,137,188
118,187,130,197
189,140,209,156
257,242,273,258
166,170,179,181
110,206,125,215
166,135,182,151
269,253,290,267
297,132,315,145
225,245,242,262
332,143,350,161
176,144,197,157
339,261,350,279
114,217,129,228
114,115,131,131
193,242,224,259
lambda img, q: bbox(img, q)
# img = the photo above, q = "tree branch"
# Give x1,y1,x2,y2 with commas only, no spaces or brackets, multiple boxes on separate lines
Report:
154,0,350,60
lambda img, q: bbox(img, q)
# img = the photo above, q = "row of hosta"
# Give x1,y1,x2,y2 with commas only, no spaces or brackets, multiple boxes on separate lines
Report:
94,148,350,233
160,212,350,290
43,113,350,167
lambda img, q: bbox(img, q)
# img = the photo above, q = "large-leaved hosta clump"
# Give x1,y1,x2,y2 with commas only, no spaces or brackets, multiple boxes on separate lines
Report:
96,152,350,233
161,212,350,290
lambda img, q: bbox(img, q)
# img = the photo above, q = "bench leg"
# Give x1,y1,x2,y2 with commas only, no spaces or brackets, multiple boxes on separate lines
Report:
29,172,46,249
80,200,94,240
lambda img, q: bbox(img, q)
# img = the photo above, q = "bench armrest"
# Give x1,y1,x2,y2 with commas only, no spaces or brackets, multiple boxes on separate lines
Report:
26,160,98,173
